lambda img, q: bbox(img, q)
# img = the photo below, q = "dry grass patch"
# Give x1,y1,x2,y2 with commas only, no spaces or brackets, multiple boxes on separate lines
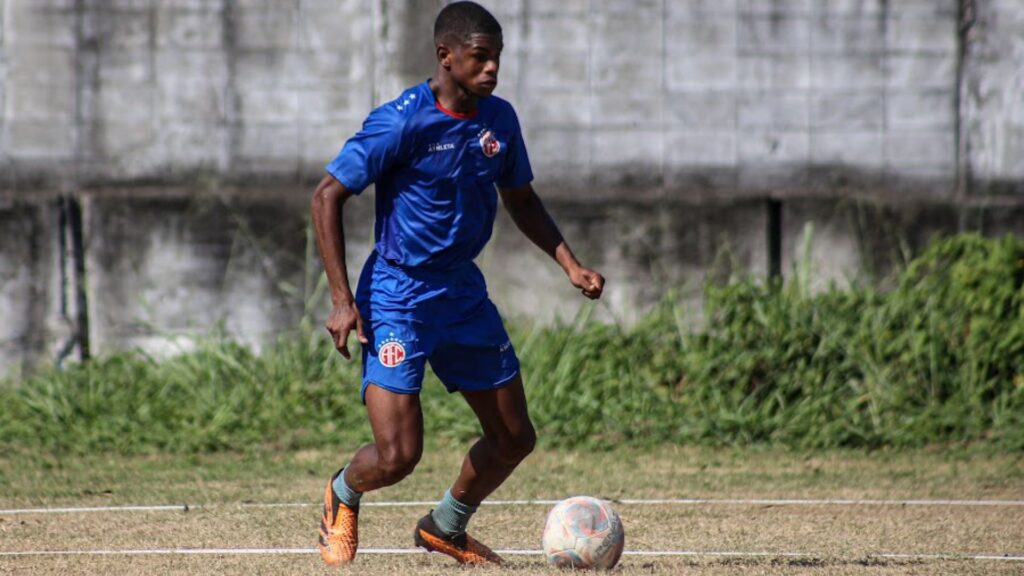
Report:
2,446,1022,508
1,446,1022,574
2,503,1021,564
2,554,1022,576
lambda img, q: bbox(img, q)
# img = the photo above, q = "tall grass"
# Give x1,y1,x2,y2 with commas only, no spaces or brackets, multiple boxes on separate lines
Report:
1,233,1021,454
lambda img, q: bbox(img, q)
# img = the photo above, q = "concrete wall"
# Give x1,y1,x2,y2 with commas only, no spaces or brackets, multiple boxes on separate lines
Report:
0,196,65,374
0,0,378,184
3,0,1021,195
2,0,1024,373
83,190,314,355
963,0,1024,189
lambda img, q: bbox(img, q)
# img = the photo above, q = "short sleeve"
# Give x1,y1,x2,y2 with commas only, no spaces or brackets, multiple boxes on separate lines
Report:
325,105,405,194
496,107,534,189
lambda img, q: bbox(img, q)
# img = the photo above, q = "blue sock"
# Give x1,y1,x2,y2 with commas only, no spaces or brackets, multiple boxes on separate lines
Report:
431,489,477,536
331,467,363,510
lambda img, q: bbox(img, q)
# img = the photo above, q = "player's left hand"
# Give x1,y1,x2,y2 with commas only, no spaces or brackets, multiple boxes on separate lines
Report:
569,266,605,300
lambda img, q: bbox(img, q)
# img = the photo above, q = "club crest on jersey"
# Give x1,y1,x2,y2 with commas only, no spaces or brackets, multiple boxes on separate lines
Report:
479,130,501,157
378,334,406,368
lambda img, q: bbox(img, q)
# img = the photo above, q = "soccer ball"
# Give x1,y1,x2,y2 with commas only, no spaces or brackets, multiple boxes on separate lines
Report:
542,496,625,570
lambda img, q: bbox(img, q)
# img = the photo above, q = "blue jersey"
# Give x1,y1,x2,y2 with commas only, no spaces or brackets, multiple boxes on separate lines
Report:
326,80,534,271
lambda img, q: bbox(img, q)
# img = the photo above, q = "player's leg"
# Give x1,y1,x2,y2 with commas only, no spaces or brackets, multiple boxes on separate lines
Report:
411,264,527,564
320,262,430,567
342,385,424,492
411,375,532,561
320,385,423,566
452,375,536,504
413,376,533,565
433,293,533,509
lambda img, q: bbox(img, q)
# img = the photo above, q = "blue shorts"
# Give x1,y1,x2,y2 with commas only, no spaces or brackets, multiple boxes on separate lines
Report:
355,252,520,402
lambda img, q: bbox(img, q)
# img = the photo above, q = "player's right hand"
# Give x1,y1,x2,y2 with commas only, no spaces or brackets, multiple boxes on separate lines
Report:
569,266,605,300
325,301,369,360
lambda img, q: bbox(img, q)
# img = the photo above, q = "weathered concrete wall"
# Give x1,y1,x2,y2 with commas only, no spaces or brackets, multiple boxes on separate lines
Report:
75,188,768,360
0,196,66,376
2,0,1021,194
0,0,378,184
2,0,1024,373
83,191,317,355
778,197,1024,302
963,0,1024,190
484,197,768,324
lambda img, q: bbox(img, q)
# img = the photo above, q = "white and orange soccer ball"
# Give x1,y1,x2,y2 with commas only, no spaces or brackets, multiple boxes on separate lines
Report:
542,496,625,570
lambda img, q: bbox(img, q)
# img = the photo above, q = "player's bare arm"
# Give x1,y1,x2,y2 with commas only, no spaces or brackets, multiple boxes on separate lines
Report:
499,183,605,299
310,174,368,359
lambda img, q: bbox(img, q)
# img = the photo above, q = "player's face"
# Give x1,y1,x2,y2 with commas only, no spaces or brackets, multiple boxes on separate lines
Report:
450,34,502,97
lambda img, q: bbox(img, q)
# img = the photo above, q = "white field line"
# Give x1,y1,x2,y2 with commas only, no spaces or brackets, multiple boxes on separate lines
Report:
0,505,192,515
3,498,1024,516
0,547,1022,562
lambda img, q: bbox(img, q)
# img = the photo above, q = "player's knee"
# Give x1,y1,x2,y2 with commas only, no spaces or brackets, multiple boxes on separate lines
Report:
496,424,536,464
377,446,421,482
518,424,538,458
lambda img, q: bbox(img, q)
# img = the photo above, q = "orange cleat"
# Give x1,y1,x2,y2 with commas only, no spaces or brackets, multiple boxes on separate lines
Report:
318,475,358,566
413,512,504,566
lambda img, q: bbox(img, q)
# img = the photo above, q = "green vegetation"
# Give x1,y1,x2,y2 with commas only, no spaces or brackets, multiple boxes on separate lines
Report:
1,234,1022,454
678,232,1024,448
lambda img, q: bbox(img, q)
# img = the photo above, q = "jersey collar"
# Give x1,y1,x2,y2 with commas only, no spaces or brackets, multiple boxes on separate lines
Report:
424,79,480,120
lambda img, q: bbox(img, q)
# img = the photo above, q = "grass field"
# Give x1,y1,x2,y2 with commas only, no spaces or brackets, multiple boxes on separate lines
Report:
2,445,1022,575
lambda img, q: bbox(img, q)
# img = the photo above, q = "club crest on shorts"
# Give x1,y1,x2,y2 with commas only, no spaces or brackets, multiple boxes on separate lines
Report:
378,334,406,368
479,130,501,157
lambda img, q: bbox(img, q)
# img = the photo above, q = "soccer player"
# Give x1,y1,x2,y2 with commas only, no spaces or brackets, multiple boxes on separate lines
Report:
311,1,604,566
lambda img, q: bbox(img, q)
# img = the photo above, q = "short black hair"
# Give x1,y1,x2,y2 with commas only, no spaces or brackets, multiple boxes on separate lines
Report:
433,1,502,46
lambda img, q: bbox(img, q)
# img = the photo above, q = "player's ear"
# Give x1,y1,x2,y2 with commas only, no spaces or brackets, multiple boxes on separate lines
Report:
437,44,452,69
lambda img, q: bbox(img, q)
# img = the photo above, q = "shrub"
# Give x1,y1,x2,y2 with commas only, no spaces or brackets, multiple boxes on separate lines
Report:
2,234,1021,453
